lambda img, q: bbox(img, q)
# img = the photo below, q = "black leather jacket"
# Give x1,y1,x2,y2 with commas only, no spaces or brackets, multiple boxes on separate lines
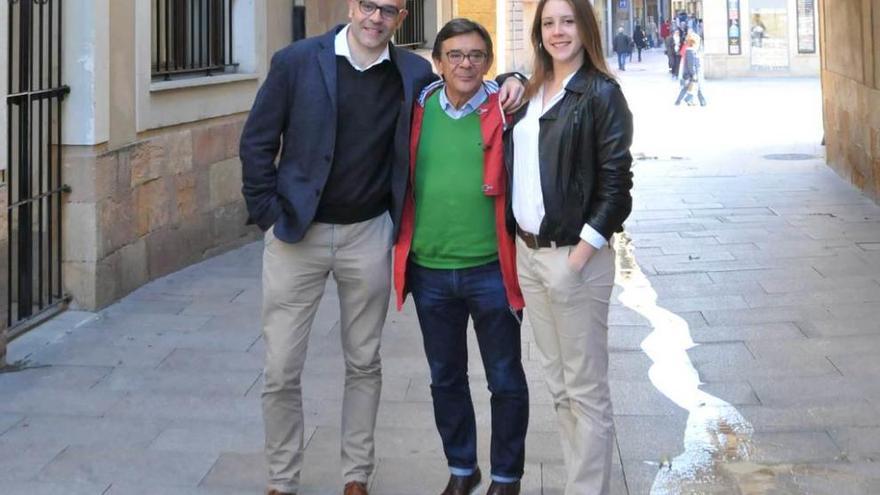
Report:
504,66,634,245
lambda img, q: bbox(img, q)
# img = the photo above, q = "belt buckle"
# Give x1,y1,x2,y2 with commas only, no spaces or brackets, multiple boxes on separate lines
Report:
528,233,540,249
524,230,542,249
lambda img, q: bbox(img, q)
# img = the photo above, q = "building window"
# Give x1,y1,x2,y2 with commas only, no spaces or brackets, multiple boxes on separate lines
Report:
395,0,426,48
151,0,238,80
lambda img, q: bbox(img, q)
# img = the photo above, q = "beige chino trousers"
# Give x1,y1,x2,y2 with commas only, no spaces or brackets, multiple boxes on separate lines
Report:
261,213,393,494
516,237,616,495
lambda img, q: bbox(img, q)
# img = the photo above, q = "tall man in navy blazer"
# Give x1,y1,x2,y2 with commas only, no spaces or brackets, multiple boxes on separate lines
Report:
240,2,524,494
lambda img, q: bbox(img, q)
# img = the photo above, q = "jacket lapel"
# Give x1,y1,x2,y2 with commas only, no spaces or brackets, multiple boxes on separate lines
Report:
392,45,415,108
317,30,339,117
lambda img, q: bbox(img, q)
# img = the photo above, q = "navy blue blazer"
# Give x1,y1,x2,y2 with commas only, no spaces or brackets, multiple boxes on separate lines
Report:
240,26,436,243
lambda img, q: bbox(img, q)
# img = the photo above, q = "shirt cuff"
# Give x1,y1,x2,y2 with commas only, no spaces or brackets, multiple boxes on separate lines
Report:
579,224,608,250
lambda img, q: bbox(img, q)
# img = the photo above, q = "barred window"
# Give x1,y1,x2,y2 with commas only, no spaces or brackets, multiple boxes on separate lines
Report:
395,0,426,48
151,0,238,80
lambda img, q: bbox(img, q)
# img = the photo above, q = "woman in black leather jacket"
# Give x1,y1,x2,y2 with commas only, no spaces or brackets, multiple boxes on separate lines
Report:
504,0,633,493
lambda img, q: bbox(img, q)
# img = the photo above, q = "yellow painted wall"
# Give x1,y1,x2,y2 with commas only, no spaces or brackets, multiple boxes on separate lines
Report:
454,0,498,75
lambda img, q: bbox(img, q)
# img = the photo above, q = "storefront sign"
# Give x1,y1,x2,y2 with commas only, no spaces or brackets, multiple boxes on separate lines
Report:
750,2,790,71
727,0,741,55
797,0,816,53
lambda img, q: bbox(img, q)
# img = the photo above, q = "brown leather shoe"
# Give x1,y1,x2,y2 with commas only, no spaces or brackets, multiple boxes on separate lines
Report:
441,469,482,495
266,490,294,495
486,480,520,495
343,481,368,495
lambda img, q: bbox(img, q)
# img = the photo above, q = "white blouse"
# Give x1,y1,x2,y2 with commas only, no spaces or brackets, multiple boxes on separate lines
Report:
511,73,606,249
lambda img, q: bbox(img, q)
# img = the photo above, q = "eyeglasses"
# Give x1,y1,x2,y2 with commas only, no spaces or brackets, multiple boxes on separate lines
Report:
358,1,403,21
445,50,489,66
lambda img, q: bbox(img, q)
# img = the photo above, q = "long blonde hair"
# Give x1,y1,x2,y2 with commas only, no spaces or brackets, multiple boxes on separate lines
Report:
526,0,613,100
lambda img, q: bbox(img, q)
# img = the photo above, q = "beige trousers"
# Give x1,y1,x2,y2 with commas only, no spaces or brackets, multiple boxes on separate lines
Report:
261,213,393,494
515,237,616,495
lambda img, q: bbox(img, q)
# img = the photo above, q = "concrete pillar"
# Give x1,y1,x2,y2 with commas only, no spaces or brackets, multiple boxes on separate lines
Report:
267,0,295,55
305,0,349,37
109,0,137,150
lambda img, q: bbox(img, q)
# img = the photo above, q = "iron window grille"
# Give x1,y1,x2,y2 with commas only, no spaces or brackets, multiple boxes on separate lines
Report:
152,0,238,80
6,0,71,332
395,0,425,48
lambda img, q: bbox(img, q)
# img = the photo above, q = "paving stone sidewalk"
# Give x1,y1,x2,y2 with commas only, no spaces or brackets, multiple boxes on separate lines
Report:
2,49,880,494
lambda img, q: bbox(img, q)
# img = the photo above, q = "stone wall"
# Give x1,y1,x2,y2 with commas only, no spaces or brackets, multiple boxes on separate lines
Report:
820,0,880,201
62,115,257,310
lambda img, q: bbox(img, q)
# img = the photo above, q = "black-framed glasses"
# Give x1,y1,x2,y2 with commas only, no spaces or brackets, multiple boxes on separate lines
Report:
445,50,489,66
358,1,403,21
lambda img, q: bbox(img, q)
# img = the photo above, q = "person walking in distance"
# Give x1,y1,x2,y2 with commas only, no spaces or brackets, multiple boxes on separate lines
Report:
613,27,631,71
239,1,525,494
633,24,647,62
506,0,634,493
675,32,707,106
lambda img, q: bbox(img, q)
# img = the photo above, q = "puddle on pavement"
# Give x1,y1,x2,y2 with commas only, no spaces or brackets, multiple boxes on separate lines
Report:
614,232,755,492
613,232,870,494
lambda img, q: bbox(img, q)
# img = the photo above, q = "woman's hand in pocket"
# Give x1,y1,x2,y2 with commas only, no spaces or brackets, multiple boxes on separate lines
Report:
567,240,596,273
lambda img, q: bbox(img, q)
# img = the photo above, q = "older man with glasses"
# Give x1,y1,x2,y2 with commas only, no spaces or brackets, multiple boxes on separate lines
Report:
392,18,529,495
240,2,526,494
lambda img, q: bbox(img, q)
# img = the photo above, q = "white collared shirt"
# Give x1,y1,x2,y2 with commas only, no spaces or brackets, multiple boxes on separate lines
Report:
438,85,489,120
512,72,607,249
334,25,391,72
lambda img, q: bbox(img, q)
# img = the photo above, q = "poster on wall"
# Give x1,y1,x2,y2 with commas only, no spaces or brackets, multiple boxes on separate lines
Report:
727,0,741,55
750,0,789,70
797,0,816,53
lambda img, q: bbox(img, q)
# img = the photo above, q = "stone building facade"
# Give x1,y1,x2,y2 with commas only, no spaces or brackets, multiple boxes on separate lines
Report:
819,0,880,202
1,0,296,315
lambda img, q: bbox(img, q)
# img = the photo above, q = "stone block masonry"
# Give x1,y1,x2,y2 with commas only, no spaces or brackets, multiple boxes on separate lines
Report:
62,114,257,310
822,71,880,201
820,0,880,203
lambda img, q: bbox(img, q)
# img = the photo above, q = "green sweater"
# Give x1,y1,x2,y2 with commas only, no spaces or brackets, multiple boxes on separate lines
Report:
410,92,498,269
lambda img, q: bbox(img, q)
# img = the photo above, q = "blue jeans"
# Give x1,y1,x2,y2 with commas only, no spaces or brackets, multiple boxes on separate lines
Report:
407,261,529,481
617,52,627,70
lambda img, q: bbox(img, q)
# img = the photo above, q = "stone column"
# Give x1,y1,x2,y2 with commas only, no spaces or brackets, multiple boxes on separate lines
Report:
820,0,880,201
305,0,349,37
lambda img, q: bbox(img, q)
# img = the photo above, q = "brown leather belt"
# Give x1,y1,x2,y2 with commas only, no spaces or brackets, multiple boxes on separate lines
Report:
516,226,556,249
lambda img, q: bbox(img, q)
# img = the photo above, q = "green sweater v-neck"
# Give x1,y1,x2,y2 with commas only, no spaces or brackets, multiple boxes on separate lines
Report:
410,92,498,269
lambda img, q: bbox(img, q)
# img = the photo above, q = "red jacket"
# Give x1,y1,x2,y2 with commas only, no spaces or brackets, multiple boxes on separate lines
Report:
393,83,524,311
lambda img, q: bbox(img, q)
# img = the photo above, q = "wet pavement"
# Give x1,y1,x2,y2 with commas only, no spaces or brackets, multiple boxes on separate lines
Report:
2,48,880,494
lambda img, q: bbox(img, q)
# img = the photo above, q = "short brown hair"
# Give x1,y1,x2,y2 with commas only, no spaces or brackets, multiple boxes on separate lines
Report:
432,18,494,64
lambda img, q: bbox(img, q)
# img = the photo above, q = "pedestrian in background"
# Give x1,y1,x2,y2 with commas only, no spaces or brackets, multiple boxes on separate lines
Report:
647,16,659,48
633,24,647,62
613,26,631,71
675,32,707,106
507,0,634,493
660,18,671,42
667,28,681,78
393,17,529,495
